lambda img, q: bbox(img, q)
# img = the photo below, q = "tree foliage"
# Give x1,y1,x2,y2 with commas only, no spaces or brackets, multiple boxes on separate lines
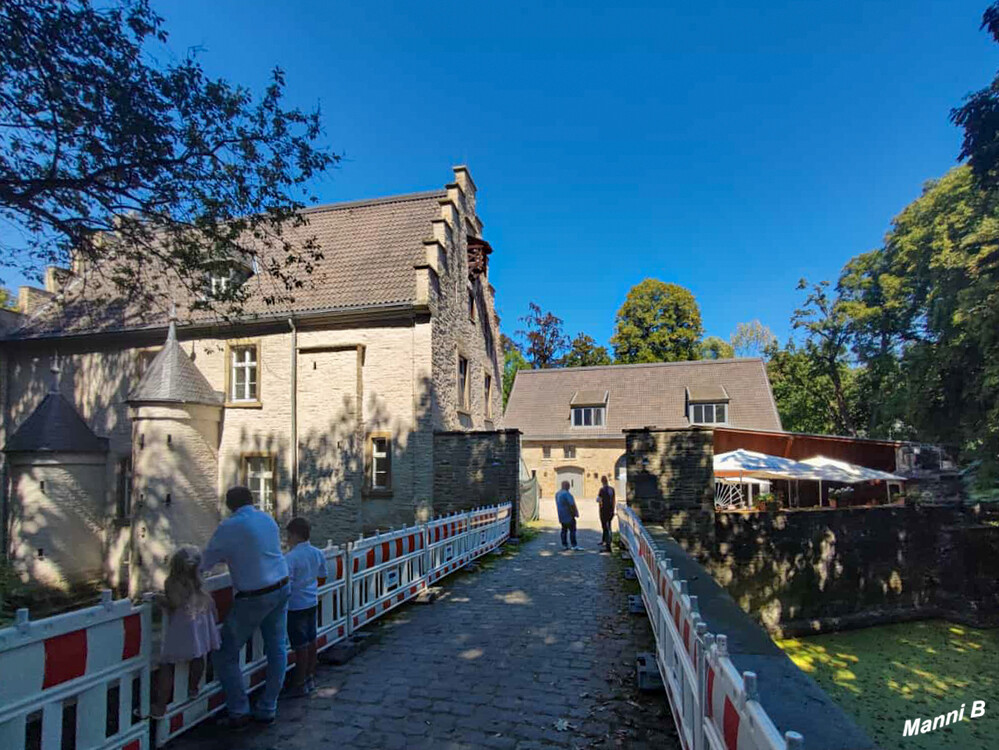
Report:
952,2,999,189
766,341,850,434
730,320,776,358
772,166,999,478
562,333,612,367
700,336,735,360
610,279,703,363
0,0,336,318
516,302,569,369
502,343,529,408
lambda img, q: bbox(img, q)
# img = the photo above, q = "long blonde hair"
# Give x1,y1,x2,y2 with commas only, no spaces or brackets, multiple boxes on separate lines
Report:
164,546,211,613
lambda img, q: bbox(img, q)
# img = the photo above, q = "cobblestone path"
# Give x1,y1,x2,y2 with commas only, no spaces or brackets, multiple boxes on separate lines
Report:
173,517,680,749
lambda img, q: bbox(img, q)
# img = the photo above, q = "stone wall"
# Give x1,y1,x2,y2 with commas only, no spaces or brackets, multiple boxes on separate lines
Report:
625,427,715,540
665,505,999,634
428,168,504,434
433,429,520,535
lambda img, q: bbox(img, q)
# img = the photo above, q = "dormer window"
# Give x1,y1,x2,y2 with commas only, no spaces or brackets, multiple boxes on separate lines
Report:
686,385,729,425
206,262,253,300
570,390,609,428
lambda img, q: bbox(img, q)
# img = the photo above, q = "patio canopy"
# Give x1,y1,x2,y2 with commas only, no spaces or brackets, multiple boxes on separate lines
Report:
800,455,904,484
713,449,825,481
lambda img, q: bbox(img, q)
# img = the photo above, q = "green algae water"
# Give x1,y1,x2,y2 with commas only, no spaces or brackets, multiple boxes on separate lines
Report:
777,621,998,750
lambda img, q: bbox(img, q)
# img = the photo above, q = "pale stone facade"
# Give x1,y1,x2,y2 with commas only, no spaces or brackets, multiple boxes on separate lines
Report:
522,439,626,500
1,166,505,592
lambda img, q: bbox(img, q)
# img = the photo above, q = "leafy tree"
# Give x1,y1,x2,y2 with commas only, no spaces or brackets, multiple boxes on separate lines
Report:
730,320,776,358
791,280,859,435
872,167,999,470
562,333,612,367
610,279,703,363
0,287,16,311
0,0,335,318
516,302,569,369
500,333,528,407
503,345,529,408
765,341,842,434
952,3,999,189
700,336,735,359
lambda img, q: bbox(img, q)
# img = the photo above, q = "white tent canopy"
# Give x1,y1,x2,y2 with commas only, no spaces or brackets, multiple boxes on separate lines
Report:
713,449,825,481
799,455,904,484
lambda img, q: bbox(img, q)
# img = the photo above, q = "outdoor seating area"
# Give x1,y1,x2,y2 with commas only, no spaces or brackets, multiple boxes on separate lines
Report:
713,449,905,511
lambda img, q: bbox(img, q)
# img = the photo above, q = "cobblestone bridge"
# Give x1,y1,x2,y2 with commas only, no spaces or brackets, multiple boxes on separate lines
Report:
173,505,680,750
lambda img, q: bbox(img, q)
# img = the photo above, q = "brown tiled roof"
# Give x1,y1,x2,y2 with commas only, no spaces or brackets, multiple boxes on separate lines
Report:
128,320,223,405
8,190,445,339
504,359,782,439
686,384,729,402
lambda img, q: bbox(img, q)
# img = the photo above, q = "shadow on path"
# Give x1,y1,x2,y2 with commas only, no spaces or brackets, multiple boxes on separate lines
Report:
171,521,681,749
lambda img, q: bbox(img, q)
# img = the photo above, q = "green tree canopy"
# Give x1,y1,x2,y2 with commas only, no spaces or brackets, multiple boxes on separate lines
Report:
700,336,735,360
0,0,335,318
730,320,776,358
766,341,846,434
562,333,612,367
610,279,703,363
502,344,529,408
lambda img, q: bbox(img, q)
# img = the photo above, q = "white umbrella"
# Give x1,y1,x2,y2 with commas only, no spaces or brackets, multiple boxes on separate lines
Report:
799,455,904,484
713,449,827,481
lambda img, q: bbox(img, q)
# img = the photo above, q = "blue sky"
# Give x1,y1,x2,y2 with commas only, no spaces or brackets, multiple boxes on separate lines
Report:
8,1,997,347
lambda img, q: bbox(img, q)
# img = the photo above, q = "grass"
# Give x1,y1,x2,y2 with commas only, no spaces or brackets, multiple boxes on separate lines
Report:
777,620,999,749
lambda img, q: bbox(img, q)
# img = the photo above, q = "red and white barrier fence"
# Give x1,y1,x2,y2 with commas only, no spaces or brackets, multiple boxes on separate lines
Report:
617,506,804,750
0,590,152,750
348,524,428,631
0,502,513,750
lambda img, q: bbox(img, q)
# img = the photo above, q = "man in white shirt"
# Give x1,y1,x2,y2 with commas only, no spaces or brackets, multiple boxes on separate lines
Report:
202,486,290,728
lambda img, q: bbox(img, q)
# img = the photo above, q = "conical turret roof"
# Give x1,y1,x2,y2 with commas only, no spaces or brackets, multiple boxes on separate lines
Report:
4,363,108,453
128,318,222,406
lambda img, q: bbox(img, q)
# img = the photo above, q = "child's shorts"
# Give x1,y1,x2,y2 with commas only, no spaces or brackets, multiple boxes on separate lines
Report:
287,605,318,649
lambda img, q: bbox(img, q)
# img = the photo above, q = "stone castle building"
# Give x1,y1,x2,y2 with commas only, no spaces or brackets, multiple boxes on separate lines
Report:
504,359,782,500
0,166,507,593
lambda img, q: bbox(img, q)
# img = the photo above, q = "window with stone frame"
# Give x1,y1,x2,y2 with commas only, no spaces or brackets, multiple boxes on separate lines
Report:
242,454,276,513
563,445,576,459
468,287,477,322
484,373,493,418
542,445,552,459
369,435,392,491
115,457,133,520
457,355,470,411
229,343,259,403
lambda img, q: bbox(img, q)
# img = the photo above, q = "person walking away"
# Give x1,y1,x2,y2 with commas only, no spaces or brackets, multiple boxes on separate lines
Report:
283,517,327,698
202,486,290,729
597,475,616,551
555,480,581,550
150,546,220,718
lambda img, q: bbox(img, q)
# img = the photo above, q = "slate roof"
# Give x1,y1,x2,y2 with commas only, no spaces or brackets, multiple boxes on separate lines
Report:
8,190,446,339
504,358,782,440
129,320,223,405
4,391,108,453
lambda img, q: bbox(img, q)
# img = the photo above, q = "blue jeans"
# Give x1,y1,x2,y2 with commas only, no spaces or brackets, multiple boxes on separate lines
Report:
214,583,290,718
560,520,577,548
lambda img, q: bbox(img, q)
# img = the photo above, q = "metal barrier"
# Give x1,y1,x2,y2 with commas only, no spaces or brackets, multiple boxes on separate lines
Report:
348,524,428,632
617,506,804,750
152,543,350,745
0,590,152,750
0,502,513,749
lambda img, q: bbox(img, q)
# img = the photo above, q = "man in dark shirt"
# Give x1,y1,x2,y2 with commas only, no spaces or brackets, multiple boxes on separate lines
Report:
597,475,616,551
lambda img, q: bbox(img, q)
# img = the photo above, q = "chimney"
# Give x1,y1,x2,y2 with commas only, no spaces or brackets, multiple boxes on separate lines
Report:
18,285,54,315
